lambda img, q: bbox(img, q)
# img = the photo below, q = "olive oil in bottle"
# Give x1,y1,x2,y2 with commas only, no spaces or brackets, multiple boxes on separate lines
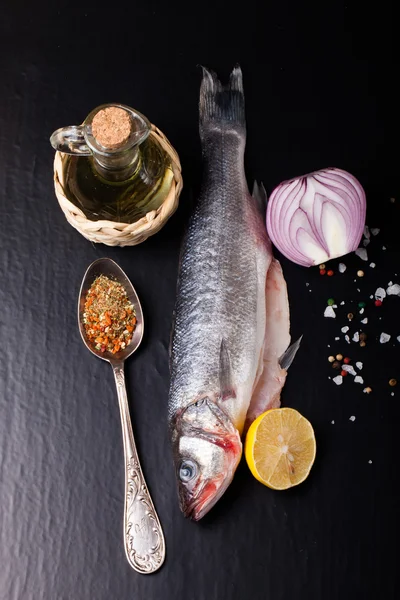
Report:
51,104,174,223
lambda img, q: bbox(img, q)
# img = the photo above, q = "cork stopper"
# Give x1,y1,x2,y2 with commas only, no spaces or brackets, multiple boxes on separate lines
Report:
91,107,132,149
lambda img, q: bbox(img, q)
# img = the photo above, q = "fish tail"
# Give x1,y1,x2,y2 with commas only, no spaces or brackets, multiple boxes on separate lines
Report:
199,65,245,136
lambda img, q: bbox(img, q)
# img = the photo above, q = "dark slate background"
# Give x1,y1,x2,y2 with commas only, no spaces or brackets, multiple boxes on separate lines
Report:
0,2,398,599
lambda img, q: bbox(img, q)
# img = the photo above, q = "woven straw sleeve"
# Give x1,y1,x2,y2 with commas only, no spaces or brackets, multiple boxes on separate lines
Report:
53,124,183,247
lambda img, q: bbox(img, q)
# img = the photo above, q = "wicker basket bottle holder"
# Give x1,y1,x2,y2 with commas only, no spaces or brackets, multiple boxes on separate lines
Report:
53,124,183,247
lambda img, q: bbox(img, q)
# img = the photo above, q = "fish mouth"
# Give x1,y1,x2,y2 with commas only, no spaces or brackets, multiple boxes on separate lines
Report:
181,474,234,521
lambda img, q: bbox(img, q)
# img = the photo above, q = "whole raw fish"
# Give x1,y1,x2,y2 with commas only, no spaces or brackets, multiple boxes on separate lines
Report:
169,66,298,520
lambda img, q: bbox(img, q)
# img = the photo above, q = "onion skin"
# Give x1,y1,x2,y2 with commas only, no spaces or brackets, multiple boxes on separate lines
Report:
266,168,366,267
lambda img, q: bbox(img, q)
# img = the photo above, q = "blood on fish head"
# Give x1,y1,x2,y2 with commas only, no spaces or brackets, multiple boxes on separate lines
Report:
171,397,242,521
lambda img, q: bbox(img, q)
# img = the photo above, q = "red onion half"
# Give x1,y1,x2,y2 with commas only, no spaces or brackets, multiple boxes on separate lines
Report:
266,168,366,267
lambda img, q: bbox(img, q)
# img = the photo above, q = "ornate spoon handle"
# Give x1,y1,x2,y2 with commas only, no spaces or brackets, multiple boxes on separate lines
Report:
113,364,165,574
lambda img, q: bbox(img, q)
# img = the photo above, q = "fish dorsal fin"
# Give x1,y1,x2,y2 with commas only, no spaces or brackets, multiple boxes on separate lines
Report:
252,181,268,213
279,335,303,370
219,339,236,400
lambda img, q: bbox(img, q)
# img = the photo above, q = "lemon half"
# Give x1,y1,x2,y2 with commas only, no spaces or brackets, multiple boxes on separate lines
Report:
245,408,316,490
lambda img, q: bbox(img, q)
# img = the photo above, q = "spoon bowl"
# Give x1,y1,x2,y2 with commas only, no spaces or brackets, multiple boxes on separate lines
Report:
78,257,144,362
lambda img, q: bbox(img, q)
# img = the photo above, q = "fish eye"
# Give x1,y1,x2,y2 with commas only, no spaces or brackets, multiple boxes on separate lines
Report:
179,460,197,482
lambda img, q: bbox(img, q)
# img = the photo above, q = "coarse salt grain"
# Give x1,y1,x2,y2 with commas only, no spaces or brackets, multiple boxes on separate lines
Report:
341,326,349,333
369,263,376,268
363,239,370,247
361,318,368,324
397,336,400,343
352,332,359,342
331,420,335,424
368,460,373,464
324,306,336,318
335,337,340,341
338,263,347,273
388,281,393,286
363,225,370,239
354,376,364,384
380,332,391,343
391,392,395,396
306,282,309,286
375,287,386,301
382,246,386,250
355,248,368,261
340,301,345,305
349,415,356,421
342,364,357,376
387,283,400,296
356,362,363,370
359,308,364,314
333,375,343,385
371,228,380,236
345,335,350,344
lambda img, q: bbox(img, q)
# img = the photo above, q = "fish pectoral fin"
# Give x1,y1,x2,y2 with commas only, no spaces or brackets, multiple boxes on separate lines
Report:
278,335,303,370
219,339,236,400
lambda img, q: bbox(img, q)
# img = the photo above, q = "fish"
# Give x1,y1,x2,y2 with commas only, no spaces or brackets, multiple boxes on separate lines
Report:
243,259,302,432
168,66,299,521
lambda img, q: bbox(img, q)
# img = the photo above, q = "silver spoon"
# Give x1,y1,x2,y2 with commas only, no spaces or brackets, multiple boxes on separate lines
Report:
78,258,165,574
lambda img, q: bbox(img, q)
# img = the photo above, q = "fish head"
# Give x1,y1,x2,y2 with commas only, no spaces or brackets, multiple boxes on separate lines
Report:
171,397,242,521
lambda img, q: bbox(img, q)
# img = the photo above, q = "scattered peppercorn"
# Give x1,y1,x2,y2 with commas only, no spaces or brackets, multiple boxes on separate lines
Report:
319,263,326,270
375,299,382,307
347,313,354,320
332,361,341,369
327,298,335,306
389,379,397,387
364,386,372,394
359,341,366,347
320,269,326,276
327,269,334,276
336,354,343,361
343,357,351,364
358,302,366,308
357,270,364,277
341,370,348,377
328,356,335,363
359,332,367,341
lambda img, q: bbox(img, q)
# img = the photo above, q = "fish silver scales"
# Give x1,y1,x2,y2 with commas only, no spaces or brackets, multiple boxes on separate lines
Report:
168,66,271,520
170,144,264,420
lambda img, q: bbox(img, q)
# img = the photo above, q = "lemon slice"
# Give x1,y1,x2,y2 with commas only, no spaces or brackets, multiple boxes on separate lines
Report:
245,407,316,490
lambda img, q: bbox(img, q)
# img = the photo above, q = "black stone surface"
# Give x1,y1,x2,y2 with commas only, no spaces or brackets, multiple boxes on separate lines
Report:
0,2,398,599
